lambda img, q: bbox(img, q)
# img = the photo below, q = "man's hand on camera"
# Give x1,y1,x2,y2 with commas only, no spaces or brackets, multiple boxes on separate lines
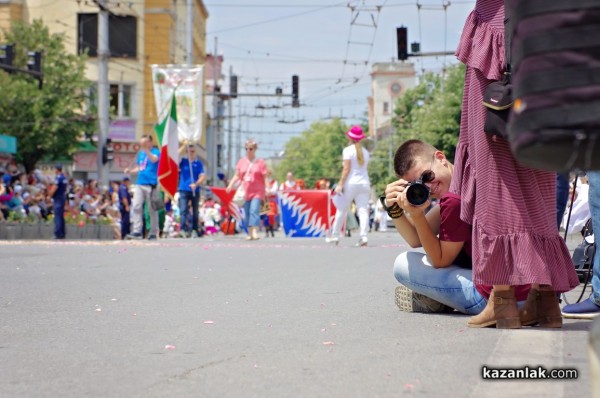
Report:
384,179,408,209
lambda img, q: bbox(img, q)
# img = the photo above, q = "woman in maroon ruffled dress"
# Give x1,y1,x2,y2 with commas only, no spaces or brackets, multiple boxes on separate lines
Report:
451,0,579,329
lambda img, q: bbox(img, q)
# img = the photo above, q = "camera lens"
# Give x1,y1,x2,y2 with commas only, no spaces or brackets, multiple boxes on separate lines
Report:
405,182,430,206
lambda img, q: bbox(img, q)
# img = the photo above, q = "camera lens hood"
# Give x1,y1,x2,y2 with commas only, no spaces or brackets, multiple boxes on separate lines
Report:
405,182,430,206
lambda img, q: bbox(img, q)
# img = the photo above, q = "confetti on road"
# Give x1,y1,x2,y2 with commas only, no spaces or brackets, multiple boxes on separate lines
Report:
95,308,102,312
404,383,414,392
321,328,326,332
164,345,176,350
322,341,335,346
330,323,337,326
111,298,117,301
203,320,214,325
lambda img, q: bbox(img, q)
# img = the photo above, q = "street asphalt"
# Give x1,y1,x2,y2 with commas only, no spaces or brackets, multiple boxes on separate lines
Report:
0,231,595,398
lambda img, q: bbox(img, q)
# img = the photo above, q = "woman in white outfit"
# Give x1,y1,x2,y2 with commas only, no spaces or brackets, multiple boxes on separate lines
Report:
327,125,371,246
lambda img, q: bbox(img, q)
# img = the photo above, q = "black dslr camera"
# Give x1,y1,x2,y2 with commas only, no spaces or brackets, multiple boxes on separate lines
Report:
405,170,434,206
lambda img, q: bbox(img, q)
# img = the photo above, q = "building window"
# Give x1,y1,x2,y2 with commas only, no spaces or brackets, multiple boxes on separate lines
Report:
88,84,133,118
383,101,389,114
78,13,137,58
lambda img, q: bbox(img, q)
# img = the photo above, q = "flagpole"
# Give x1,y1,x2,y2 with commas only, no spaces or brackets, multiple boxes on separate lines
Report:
186,144,195,199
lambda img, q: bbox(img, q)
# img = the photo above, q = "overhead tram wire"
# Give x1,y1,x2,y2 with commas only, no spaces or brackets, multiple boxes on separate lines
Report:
207,1,348,35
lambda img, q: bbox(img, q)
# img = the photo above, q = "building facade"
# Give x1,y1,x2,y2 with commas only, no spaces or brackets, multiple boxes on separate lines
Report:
367,62,417,139
0,0,208,180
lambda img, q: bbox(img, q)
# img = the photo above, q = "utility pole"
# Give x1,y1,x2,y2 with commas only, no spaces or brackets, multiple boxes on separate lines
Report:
97,0,110,187
210,37,218,185
236,99,242,163
227,65,233,178
186,0,193,64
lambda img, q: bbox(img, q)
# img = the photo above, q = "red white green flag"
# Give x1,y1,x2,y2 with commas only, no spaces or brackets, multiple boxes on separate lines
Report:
156,97,179,197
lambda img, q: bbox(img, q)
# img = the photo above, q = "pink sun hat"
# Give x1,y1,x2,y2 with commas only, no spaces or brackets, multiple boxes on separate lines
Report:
345,125,366,141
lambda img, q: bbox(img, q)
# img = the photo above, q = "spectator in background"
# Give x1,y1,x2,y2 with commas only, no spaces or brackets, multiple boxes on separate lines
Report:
265,169,279,232
326,125,371,247
118,177,132,240
315,177,330,190
280,171,300,192
178,142,206,238
124,134,160,240
226,139,268,241
47,164,67,239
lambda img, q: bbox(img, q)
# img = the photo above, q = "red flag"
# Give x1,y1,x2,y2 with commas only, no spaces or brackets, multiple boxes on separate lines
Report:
210,187,247,232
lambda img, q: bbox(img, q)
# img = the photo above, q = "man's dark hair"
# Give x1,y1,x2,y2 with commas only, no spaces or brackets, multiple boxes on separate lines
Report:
393,139,436,177
142,134,153,142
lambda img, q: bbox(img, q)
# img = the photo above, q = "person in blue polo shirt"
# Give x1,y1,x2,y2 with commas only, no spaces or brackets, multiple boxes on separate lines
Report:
118,176,132,239
124,134,160,240
47,164,67,239
178,142,206,238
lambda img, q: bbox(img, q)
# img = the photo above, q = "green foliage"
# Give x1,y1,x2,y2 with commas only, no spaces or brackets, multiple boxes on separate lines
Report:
6,210,25,223
369,64,465,194
0,20,95,172
273,118,350,187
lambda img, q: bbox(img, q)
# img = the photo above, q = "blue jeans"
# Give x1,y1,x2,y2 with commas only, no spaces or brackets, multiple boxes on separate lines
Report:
393,251,487,315
178,190,199,233
120,209,130,239
53,202,65,239
556,173,570,229
244,198,262,228
586,172,600,306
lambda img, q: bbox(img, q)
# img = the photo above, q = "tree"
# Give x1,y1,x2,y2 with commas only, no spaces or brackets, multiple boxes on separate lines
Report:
369,64,465,195
274,118,349,188
0,20,94,172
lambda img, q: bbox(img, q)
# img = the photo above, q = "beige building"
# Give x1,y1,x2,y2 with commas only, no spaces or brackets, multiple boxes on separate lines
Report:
0,0,208,179
367,62,417,139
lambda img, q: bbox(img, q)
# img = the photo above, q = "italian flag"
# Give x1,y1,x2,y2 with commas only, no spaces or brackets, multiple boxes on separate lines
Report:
156,97,179,198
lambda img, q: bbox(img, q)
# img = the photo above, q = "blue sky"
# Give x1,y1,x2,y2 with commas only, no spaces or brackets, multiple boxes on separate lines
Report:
205,0,475,160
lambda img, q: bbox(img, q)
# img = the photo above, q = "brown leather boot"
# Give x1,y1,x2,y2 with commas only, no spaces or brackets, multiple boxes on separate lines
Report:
519,288,539,326
468,288,521,329
520,288,562,328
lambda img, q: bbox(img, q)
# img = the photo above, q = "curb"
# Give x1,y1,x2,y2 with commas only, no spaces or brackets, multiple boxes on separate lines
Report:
591,316,600,397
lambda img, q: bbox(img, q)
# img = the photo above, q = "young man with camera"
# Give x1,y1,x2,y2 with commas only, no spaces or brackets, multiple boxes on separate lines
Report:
384,140,529,315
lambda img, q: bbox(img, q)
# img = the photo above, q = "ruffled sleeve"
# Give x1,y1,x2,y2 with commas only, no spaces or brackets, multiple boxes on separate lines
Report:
455,10,506,81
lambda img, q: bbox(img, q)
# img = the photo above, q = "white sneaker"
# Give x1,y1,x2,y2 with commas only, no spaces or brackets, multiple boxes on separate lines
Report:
356,237,368,247
325,236,339,245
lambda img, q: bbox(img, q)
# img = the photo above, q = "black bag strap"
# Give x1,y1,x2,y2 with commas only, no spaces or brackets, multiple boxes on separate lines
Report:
504,0,511,77
514,66,600,98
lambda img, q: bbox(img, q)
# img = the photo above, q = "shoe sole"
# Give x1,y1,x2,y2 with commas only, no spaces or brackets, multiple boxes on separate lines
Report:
561,311,600,320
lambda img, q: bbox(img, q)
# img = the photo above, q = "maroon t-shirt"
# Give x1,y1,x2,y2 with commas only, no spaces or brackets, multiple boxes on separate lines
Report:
439,192,472,268
438,192,529,301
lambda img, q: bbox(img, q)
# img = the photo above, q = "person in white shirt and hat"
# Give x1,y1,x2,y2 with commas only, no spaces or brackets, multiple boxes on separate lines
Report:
327,125,371,247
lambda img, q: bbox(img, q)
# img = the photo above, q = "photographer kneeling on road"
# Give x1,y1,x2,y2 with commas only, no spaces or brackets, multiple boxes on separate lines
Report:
385,140,529,314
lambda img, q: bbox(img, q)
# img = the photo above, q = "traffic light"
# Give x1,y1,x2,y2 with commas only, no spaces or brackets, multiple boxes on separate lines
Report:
230,75,238,98
27,51,42,73
396,27,408,61
292,75,299,108
0,44,15,67
27,51,43,89
102,138,114,164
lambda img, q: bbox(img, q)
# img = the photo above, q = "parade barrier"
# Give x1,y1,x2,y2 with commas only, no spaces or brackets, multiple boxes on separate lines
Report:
0,222,114,240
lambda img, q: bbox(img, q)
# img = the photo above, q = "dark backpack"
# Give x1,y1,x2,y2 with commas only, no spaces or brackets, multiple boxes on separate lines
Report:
507,0,600,172
571,218,595,283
